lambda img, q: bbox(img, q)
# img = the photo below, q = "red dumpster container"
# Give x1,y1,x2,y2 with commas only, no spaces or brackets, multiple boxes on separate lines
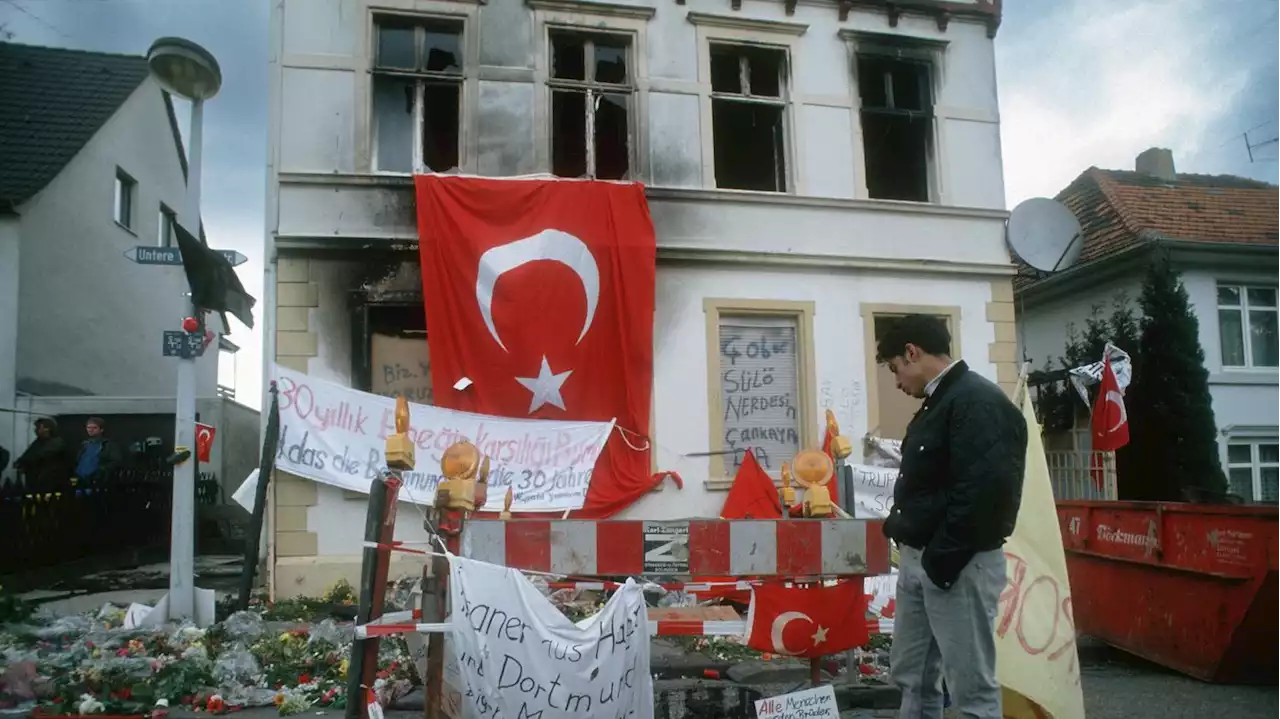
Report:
1056,500,1278,684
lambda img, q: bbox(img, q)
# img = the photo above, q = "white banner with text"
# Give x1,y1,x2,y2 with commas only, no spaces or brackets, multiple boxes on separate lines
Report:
450,555,652,719
272,364,613,512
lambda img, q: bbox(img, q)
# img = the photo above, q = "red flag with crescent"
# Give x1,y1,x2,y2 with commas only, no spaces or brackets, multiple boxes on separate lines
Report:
414,176,660,517
1091,355,1129,453
746,579,868,658
195,422,216,463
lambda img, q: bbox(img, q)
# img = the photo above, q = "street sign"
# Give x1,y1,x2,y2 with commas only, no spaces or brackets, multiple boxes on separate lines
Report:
125,245,248,267
642,521,690,574
163,330,206,359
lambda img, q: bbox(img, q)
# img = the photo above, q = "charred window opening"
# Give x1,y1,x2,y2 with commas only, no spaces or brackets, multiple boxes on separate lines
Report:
372,17,464,173
549,30,633,181
857,52,933,202
710,43,788,192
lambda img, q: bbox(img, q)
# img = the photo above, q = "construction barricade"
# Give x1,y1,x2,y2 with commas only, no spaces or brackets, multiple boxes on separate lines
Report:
343,397,891,719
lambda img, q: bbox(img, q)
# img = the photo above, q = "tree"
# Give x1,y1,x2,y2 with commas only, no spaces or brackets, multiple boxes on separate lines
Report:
1123,252,1227,500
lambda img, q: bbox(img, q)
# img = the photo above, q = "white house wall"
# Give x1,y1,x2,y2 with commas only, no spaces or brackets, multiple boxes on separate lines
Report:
1180,267,1280,438
14,79,219,399
1018,274,1143,373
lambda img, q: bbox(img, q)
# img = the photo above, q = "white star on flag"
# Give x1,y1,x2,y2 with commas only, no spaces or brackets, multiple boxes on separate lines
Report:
515,356,573,413
811,625,828,646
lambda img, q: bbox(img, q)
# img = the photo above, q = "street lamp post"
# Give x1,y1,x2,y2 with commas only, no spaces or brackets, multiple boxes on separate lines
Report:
147,37,222,622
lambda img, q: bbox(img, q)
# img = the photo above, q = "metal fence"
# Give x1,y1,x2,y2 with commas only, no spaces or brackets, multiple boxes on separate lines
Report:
1046,450,1118,501
0,469,175,575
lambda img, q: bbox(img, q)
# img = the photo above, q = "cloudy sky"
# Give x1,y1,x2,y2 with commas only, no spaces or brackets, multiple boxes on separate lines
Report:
2,0,1277,410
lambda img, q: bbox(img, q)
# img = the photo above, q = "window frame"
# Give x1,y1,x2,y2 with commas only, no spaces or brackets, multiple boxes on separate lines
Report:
859,303,962,442
703,298,817,489
530,0,652,180
368,11,470,175
544,28,638,180
1216,282,1278,370
158,203,177,248
114,168,136,231
1225,438,1279,504
842,30,946,204
706,40,793,192
690,12,804,194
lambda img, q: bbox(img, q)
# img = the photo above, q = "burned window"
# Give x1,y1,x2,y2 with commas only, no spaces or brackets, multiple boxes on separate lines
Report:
857,52,933,202
548,30,633,180
372,17,463,173
709,43,788,193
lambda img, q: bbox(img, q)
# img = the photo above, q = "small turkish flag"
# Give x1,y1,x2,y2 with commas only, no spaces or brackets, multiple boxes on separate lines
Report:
720,450,782,520
746,579,868,658
195,422,216,463
1091,355,1129,452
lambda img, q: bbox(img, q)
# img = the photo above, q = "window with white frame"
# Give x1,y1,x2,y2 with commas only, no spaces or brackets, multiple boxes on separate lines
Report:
114,168,135,229
547,29,634,180
371,15,463,174
158,203,177,247
856,43,935,202
1217,284,1278,368
709,43,789,192
1226,440,1279,503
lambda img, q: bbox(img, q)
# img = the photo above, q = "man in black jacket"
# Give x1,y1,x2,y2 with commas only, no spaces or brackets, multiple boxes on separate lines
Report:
877,315,1026,719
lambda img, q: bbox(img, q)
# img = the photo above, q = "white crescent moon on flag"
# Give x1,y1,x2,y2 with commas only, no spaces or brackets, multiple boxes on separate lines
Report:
770,611,813,655
475,229,600,352
1105,390,1127,432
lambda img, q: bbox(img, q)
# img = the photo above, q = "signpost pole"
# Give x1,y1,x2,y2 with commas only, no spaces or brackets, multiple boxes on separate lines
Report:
167,96,205,622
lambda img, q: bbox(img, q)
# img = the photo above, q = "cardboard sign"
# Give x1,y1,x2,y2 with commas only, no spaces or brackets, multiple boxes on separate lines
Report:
754,685,839,719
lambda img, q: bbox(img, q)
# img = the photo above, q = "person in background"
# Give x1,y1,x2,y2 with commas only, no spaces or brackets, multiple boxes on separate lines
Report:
876,315,1027,719
14,417,75,492
75,416,123,487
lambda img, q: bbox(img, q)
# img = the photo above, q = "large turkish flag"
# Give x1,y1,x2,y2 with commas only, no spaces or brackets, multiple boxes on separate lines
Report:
414,176,659,517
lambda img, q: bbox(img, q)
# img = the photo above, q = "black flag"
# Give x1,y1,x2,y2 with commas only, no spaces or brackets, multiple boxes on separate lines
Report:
174,220,256,330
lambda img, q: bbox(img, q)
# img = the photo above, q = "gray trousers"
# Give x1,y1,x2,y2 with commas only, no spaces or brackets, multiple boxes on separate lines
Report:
890,545,1005,719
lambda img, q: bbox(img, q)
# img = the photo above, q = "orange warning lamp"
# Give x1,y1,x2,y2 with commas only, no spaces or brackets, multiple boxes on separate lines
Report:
779,462,796,510
437,441,482,512
384,396,415,471
824,409,853,460
792,448,835,518
499,486,514,521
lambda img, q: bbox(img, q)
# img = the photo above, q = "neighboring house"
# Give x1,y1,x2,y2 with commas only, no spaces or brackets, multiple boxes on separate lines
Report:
0,42,252,498
265,0,1016,595
1018,147,1279,503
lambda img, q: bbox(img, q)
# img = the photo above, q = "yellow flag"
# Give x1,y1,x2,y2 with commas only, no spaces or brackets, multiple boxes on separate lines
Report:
994,388,1087,719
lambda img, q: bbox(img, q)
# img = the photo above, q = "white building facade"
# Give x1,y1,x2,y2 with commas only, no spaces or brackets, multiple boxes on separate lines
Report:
264,0,1017,595
0,44,223,479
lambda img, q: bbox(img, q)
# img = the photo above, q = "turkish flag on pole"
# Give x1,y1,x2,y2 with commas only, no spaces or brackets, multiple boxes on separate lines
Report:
195,423,216,463
1091,355,1130,452
414,176,658,517
746,580,868,658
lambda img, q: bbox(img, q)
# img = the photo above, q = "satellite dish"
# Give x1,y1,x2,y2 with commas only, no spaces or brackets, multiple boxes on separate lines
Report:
1006,198,1084,273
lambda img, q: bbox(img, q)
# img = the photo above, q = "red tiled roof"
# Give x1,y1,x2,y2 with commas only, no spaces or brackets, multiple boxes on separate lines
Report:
1016,168,1278,288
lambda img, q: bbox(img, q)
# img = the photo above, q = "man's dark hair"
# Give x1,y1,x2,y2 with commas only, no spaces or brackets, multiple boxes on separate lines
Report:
87,416,105,428
876,315,952,363
33,417,57,432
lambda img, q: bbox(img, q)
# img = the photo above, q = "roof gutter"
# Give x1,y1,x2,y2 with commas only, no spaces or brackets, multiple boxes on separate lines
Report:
1016,237,1278,309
